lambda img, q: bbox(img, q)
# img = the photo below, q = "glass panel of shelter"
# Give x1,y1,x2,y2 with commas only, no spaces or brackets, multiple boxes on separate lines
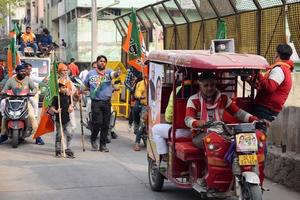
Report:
179,0,202,22
137,10,154,29
151,4,173,27
114,19,126,37
163,0,188,25
118,17,128,34
286,0,300,3
257,0,283,8
211,0,236,17
234,0,258,12
144,7,165,27
194,0,217,19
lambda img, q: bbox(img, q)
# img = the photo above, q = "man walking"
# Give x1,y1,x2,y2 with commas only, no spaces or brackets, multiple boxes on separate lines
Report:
84,55,120,152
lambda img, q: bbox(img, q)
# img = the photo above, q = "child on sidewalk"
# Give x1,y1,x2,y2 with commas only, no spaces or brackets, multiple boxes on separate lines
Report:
51,82,75,158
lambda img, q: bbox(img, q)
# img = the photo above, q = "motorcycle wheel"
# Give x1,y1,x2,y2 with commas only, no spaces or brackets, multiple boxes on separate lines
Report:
241,183,262,200
148,158,164,191
11,130,19,148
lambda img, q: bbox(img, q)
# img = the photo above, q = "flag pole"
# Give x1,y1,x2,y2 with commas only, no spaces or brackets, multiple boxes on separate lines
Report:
79,96,85,152
57,90,67,158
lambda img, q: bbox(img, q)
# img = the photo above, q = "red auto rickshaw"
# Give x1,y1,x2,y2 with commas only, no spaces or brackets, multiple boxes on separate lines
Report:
146,50,269,200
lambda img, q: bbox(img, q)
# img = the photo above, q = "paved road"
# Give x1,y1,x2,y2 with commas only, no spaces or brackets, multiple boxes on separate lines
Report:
0,113,299,200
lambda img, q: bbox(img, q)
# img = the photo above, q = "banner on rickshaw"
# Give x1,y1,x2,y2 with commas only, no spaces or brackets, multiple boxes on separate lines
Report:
122,8,148,75
148,62,164,132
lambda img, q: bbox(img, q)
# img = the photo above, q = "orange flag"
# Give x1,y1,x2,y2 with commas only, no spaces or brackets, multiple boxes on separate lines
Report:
33,106,55,139
7,31,20,77
122,8,148,75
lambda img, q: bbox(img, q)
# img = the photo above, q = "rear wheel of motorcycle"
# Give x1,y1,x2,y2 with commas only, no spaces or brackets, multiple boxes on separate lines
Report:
11,130,19,148
241,183,262,200
148,158,164,191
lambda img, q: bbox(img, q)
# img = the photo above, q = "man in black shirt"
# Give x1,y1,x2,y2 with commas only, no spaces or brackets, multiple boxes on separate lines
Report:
51,82,74,158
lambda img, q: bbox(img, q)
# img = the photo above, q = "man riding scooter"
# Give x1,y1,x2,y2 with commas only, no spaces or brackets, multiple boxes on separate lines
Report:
0,64,37,144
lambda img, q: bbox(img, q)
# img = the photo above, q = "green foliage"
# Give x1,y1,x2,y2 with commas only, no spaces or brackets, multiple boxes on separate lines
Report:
0,0,25,25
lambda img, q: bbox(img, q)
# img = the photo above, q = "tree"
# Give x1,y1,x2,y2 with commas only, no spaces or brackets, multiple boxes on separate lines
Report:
0,0,25,25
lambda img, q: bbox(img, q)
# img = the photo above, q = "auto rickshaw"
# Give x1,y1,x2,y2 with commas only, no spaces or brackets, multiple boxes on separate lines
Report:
146,50,269,200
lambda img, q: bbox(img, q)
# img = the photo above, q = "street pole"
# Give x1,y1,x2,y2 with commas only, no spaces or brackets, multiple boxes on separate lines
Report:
91,0,97,62
8,3,11,32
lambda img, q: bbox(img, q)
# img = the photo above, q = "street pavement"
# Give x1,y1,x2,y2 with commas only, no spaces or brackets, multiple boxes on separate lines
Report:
0,110,299,200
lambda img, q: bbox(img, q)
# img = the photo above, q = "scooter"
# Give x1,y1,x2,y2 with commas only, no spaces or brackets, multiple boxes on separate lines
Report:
2,90,34,148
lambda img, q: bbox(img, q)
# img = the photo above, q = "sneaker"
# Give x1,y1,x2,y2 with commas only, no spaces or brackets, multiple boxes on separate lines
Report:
0,135,8,144
66,149,75,159
133,143,141,151
55,151,61,158
99,145,109,152
35,137,45,145
111,131,118,139
91,140,98,151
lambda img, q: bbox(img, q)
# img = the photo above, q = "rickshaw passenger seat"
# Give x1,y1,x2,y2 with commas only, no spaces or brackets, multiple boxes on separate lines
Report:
175,142,203,161
173,98,189,129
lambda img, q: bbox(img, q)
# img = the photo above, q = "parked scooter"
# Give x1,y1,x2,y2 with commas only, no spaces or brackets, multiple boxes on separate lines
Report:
1,89,34,148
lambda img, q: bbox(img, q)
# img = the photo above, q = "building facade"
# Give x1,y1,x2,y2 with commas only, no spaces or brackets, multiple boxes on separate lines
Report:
44,0,158,63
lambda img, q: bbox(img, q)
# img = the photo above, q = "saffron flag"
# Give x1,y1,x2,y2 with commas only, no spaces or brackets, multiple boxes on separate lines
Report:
7,27,20,77
33,107,55,139
33,62,59,138
122,8,148,74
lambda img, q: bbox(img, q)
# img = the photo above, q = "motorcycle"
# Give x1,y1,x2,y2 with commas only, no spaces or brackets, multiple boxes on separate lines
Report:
1,89,34,148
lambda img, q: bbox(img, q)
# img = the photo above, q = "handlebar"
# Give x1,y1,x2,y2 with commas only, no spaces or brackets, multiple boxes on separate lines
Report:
192,120,267,136
0,93,35,98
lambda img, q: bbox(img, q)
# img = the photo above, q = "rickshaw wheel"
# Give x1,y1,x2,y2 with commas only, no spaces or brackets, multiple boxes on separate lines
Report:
148,158,164,191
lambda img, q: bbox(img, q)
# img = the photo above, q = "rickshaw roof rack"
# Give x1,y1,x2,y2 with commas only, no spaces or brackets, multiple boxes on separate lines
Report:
148,50,269,70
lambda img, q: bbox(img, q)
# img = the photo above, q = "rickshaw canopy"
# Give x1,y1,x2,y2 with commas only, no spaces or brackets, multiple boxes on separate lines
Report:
148,50,269,70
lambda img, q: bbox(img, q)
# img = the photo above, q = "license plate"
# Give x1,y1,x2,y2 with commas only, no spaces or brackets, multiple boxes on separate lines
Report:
239,154,258,166
236,133,258,152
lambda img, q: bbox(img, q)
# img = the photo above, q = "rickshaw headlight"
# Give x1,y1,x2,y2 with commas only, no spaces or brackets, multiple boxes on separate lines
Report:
208,144,215,151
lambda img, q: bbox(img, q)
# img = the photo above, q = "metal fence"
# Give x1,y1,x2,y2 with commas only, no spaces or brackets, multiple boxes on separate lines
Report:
114,0,300,64
114,0,300,153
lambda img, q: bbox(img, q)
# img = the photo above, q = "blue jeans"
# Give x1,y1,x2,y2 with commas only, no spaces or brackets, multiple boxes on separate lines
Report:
20,42,38,55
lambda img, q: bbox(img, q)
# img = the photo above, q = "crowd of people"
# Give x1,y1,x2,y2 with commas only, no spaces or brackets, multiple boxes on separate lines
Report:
19,26,53,56
0,54,117,157
0,41,294,163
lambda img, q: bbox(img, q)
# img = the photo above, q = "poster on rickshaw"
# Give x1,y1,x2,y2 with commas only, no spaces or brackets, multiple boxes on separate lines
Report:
148,62,164,134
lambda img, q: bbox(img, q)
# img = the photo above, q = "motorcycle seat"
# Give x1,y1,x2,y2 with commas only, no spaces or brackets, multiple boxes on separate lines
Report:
175,141,203,161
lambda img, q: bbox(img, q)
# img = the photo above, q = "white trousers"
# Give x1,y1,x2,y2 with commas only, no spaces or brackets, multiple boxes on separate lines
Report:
152,123,191,155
